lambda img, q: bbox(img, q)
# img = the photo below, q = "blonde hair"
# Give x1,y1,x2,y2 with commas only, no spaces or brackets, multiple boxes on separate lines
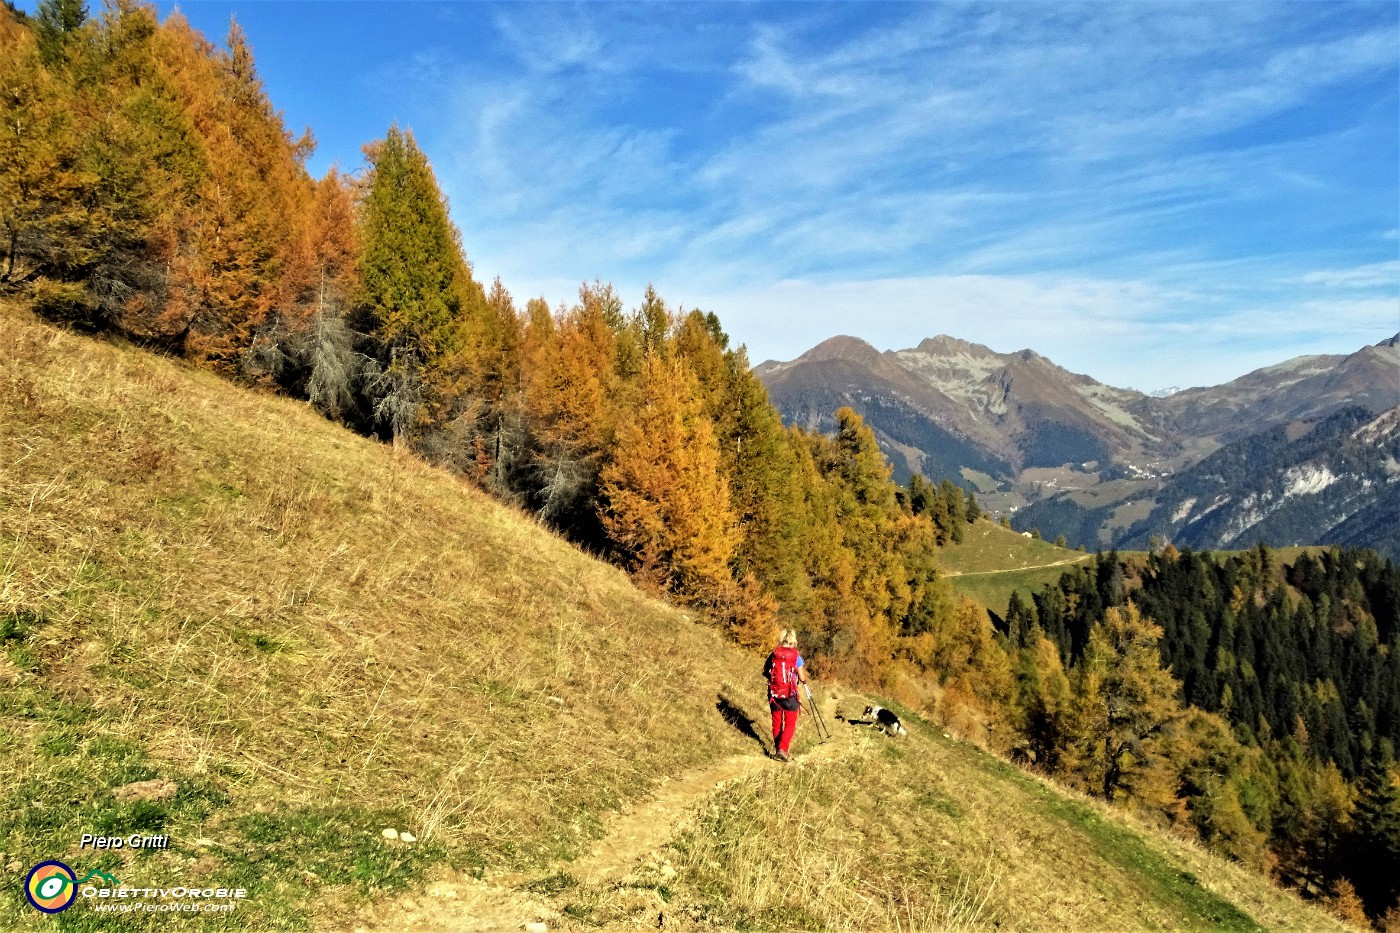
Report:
779,628,798,648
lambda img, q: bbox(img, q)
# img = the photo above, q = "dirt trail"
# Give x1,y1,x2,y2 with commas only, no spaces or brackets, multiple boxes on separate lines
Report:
347,727,853,932
943,554,1092,577
573,735,850,886
569,752,773,886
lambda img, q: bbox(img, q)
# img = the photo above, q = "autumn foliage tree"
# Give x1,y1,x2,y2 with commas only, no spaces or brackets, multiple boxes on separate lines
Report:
0,9,92,300
600,353,738,602
0,1,178,327
12,10,1400,916
517,283,619,529
174,20,313,368
1,1,327,361
1066,602,1184,805
244,170,370,420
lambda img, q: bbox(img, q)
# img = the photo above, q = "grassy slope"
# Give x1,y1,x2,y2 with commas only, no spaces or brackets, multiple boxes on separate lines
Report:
629,717,1352,933
941,521,1324,620
0,309,770,929
0,308,1349,932
937,521,1094,617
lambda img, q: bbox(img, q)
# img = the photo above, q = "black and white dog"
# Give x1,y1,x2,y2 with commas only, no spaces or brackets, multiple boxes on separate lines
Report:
863,705,907,737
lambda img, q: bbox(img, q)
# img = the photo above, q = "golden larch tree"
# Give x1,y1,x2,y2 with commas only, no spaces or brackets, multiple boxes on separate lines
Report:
1067,602,1185,804
599,353,738,603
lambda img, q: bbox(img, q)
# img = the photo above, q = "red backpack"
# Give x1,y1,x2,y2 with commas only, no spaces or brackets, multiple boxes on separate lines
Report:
768,646,799,701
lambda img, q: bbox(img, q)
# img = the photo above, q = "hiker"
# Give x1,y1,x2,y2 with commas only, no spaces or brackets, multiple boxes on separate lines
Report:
763,628,808,762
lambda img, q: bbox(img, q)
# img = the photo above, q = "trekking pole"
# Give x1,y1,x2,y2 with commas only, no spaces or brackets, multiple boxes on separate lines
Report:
803,683,832,741
810,687,832,741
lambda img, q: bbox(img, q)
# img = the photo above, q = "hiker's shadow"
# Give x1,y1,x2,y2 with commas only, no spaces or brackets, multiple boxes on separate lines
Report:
715,691,766,751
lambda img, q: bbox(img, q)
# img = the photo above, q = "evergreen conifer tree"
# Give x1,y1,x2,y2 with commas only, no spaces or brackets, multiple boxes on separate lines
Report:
965,488,982,522
1344,765,1400,918
33,0,84,66
358,125,475,371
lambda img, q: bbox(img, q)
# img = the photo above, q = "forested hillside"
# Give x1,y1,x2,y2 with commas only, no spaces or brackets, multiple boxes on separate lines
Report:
1006,545,1400,920
3,3,1398,929
0,0,989,699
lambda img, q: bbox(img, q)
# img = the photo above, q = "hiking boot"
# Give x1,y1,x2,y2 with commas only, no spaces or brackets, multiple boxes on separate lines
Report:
776,750,790,762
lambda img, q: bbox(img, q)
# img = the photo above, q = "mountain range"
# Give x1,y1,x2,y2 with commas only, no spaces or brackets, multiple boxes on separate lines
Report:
756,334,1400,558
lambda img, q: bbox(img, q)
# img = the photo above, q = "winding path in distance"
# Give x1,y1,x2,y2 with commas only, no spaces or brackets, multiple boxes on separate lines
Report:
942,554,1093,577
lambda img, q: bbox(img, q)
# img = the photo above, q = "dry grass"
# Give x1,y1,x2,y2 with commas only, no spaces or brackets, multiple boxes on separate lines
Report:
626,726,1356,933
522,698,1350,933
0,307,771,929
0,307,1355,932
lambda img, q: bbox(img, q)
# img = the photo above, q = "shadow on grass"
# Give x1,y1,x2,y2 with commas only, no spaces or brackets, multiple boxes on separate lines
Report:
715,691,768,753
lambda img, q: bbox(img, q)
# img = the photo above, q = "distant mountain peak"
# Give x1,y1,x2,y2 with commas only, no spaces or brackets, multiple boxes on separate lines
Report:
911,334,998,357
795,334,882,364
759,329,1397,560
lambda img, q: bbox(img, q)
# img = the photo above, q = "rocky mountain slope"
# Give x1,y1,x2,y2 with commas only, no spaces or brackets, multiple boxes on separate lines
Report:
1160,335,1400,444
1116,406,1400,559
757,334,1400,554
757,335,1167,481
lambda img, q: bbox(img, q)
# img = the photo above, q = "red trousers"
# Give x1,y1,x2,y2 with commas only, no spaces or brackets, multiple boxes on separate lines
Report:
771,703,800,754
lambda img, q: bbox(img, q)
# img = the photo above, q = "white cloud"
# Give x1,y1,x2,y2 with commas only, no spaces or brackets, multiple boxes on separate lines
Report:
681,273,1165,363
489,8,607,75
383,3,1395,393
1291,297,1400,334
1301,260,1400,289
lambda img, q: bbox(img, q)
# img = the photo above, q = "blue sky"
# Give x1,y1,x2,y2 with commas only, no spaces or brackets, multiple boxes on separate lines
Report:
26,1,1399,391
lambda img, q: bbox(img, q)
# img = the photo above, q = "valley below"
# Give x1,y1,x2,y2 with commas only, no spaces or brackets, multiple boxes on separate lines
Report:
758,333,1400,558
